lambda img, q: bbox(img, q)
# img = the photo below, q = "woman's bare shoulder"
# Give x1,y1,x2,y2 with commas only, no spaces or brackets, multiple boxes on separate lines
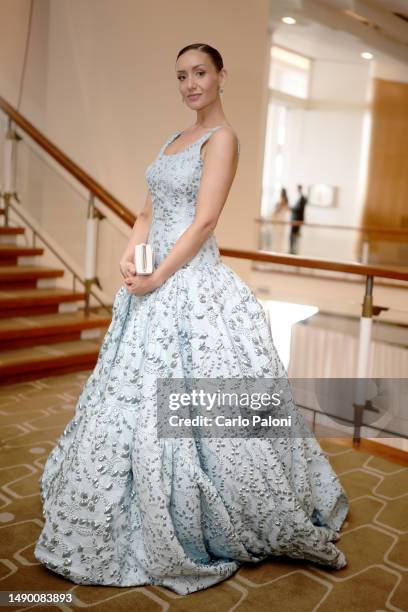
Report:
209,125,240,155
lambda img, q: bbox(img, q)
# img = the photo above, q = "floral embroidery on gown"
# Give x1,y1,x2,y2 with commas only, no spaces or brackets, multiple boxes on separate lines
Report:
34,125,349,595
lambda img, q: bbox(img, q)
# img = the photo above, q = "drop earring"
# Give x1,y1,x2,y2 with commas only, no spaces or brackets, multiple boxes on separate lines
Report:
219,86,224,97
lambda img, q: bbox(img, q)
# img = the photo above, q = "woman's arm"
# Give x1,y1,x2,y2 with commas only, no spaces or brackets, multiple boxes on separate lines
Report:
154,127,239,286
119,190,152,277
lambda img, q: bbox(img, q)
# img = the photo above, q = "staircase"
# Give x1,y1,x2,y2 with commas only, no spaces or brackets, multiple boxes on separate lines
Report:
0,221,112,385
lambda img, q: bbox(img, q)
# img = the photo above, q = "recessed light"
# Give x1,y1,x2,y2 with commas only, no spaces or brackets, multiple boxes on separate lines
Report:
361,51,373,60
282,16,296,25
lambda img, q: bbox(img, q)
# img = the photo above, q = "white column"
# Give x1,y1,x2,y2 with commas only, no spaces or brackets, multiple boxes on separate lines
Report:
85,214,98,281
353,275,374,442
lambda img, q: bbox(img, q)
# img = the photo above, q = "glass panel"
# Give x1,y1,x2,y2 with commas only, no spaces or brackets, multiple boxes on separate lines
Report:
254,297,408,439
3,117,131,307
256,219,408,269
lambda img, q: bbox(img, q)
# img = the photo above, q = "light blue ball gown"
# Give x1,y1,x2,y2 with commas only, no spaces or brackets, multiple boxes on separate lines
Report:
34,125,349,595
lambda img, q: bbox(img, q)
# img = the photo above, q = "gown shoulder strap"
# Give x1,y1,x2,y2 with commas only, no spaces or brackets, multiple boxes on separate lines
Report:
159,131,181,156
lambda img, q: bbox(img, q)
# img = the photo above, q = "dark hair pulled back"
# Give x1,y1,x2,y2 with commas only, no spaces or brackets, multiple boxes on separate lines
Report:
176,43,223,72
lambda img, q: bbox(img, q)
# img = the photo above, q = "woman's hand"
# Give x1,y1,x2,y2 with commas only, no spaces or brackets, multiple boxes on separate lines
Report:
123,270,163,296
119,255,136,279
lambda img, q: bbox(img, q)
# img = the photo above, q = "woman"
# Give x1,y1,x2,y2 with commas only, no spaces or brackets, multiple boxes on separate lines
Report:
34,43,349,595
271,187,290,253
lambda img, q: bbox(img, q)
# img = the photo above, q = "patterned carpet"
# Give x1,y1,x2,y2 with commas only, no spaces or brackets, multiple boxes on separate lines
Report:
0,372,407,611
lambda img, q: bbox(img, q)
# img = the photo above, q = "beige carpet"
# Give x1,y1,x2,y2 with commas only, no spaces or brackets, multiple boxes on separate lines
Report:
0,372,407,611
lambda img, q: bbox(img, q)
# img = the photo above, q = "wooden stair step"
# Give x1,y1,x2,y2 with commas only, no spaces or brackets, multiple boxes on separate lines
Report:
0,265,65,289
0,245,44,257
0,227,25,235
0,265,65,280
0,244,45,266
0,339,103,384
0,310,111,339
0,288,86,313
0,310,111,349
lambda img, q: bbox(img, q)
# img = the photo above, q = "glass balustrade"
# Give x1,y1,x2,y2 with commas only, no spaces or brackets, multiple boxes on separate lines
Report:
0,108,131,308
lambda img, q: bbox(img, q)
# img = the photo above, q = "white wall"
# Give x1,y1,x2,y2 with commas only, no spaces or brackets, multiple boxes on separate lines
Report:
0,0,50,128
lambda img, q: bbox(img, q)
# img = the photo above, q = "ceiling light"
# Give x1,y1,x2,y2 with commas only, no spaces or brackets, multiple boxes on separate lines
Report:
282,16,296,25
361,51,373,60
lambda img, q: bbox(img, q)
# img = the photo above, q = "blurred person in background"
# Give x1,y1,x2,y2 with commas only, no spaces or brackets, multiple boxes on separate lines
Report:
289,184,307,254
271,187,290,253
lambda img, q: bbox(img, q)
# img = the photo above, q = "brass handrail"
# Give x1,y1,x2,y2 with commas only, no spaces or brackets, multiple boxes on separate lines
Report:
219,247,408,282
